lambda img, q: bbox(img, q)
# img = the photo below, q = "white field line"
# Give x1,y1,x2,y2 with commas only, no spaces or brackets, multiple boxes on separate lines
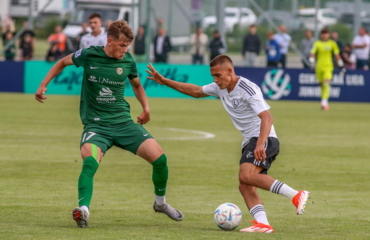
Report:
0,127,216,141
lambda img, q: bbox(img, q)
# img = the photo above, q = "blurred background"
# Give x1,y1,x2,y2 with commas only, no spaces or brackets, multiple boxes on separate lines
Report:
0,0,370,67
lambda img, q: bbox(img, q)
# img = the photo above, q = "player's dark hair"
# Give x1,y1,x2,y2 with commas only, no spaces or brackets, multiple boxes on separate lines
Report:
210,55,234,67
107,20,134,42
89,13,102,20
320,28,329,34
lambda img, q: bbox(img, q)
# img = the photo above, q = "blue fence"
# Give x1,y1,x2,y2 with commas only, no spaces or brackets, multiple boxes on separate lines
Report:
1,60,369,102
0,61,24,92
235,67,369,102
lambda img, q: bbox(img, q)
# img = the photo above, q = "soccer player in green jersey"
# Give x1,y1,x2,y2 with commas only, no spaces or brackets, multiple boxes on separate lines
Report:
309,28,343,111
35,20,183,228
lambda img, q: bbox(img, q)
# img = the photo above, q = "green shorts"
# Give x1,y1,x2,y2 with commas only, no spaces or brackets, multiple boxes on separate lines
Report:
80,120,153,154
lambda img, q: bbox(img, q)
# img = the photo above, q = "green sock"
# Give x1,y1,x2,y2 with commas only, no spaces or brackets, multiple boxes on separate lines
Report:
151,154,168,196
78,156,99,208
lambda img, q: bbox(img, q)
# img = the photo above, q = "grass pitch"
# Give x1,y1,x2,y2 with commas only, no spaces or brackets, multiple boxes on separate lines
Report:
1,93,370,240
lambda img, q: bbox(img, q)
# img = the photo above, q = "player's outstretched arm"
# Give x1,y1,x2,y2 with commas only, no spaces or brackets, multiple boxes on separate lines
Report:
35,54,74,103
129,77,150,125
146,63,209,98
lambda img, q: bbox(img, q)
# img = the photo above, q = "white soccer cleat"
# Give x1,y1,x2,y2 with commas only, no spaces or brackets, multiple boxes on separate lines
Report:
292,190,310,215
72,207,90,228
153,201,184,221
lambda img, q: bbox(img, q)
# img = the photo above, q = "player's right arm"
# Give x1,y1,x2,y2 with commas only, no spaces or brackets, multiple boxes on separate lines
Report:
35,53,74,103
146,63,209,98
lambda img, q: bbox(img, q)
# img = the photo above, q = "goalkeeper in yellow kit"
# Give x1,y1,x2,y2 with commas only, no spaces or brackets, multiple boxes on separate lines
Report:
309,28,343,110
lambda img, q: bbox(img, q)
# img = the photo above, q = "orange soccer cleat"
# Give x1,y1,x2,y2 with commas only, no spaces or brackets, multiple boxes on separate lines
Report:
239,220,274,233
292,190,310,215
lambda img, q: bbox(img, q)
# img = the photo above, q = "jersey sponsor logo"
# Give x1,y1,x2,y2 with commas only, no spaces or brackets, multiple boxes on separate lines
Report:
88,75,97,82
96,87,116,103
75,49,82,58
232,99,240,108
116,67,123,75
101,78,125,85
90,66,100,69
262,69,291,100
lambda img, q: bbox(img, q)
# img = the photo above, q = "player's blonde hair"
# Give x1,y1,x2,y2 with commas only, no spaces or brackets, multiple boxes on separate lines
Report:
107,20,134,42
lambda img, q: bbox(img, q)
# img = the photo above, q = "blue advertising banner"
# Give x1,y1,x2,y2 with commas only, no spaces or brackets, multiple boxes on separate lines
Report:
24,62,214,98
0,61,24,92
235,67,369,102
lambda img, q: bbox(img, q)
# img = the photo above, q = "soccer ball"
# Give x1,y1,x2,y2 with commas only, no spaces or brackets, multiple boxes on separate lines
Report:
213,203,242,231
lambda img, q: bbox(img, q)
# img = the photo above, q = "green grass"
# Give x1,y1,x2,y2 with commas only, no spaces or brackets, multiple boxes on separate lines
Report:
1,93,370,239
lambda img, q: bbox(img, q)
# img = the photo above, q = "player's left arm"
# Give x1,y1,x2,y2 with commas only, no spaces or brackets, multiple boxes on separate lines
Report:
129,77,150,125
254,110,273,161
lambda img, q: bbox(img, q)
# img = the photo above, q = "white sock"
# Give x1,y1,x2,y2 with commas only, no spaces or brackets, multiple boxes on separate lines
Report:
321,99,328,106
155,195,166,205
270,180,298,200
250,204,269,225
80,205,89,213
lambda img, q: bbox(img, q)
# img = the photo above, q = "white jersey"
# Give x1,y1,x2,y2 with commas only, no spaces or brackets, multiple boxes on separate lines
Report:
202,76,277,148
80,31,107,49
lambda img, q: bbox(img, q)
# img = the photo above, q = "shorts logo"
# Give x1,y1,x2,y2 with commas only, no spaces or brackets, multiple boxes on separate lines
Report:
246,151,254,158
262,69,291,100
116,68,123,75
232,99,240,108
75,49,82,58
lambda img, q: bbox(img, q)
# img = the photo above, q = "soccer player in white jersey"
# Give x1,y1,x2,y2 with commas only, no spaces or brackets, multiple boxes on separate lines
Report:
146,55,310,233
80,13,107,49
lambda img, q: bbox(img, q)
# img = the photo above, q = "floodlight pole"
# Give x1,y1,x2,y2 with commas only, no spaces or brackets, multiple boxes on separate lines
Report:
145,0,151,63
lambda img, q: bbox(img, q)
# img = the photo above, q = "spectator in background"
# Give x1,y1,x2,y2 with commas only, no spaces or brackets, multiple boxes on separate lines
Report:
18,21,35,60
45,42,62,62
208,30,227,62
274,25,291,68
80,13,107,49
20,34,33,60
3,31,16,61
189,26,208,64
133,26,146,63
105,19,113,31
300,30,315,69
342,44,356,70
157,17,165,30
351,27,370,70
331,31,343,53
2,24,16,45
153,27,172,63
242,24,260,67
265,31,280,67
47,25,67,56
76,22,88,49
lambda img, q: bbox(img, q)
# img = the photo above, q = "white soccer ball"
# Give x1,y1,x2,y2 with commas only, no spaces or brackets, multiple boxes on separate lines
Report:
214,203,242,231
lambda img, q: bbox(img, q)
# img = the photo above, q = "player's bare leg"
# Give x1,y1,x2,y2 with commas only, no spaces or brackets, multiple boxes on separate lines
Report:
238,163,273,233
136,139,184,221
72,143,104,228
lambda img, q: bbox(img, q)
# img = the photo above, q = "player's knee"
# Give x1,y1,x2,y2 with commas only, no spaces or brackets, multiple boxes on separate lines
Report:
81,143,101,162
151,154,167,169
239,173,254,185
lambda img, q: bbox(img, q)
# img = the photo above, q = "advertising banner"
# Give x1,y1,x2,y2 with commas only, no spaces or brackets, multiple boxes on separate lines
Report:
0,61,24,92
235,67,369,102
24,62,214,98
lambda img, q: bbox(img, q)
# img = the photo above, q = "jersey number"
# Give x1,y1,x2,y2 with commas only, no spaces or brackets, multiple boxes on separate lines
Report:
82,132,96,142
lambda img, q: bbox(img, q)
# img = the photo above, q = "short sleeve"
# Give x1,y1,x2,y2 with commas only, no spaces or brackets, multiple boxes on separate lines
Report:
248,94,271,115
72,48,88,67
332,41,340,55
128,59,138,80
310,42,317,54
202,82,219,97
